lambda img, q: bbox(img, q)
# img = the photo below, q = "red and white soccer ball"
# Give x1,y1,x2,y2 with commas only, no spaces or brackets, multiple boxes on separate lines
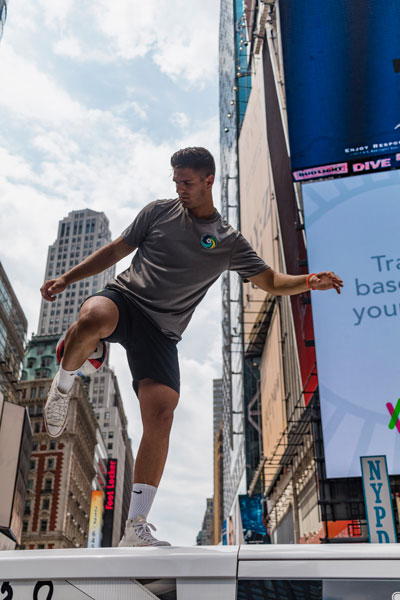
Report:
56,332,107,376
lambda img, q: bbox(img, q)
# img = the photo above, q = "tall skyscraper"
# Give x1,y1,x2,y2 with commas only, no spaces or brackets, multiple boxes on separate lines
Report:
196,498,214,545
0,262,27,403
37,209,114,337
30,208,134,547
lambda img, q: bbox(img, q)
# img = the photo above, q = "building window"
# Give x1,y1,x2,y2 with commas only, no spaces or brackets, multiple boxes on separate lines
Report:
22,521,28,533
30,387,36,399
27,479,34,490
38,544,45,549
28,405,35,417
24,500,31,515
47,458,54,470
108,432,114,438
42,499,50,510
30,459,36,470
44,479,52,491
49,440,56,450
32,442,38,451
34,422,41,433
104,412,110,420
40,520,47,532
107,443,113,450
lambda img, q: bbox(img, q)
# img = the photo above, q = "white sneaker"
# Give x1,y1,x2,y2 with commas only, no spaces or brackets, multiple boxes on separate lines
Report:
43,377,71,438
118,515,171,547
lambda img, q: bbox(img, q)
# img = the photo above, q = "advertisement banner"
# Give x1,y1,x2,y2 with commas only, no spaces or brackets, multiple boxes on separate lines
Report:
221,519,228,546
239,494,270,544
280,0,400,177
87,491,104,549
302,170,400,478
101,458,117,547
360,455,397,543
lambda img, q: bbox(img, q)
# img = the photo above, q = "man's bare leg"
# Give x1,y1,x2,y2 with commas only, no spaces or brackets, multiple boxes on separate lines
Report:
44,296,119,438
135,379,179,486
61,296,119,369
125,380,178,526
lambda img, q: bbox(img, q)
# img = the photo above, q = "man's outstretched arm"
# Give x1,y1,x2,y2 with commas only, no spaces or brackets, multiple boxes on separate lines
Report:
248,268,343,296
40,236,135,302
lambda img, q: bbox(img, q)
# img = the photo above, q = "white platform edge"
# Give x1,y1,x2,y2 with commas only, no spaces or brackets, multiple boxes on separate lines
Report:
0,546,239,580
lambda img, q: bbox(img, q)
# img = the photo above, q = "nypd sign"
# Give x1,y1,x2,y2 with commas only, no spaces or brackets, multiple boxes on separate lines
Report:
360,455,397,543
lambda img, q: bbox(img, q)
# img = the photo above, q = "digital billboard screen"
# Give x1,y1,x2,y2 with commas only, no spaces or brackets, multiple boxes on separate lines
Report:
302,170,400,478
279,0,400,181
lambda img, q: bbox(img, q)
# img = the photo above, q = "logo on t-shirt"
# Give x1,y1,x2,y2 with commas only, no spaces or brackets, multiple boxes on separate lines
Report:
201,233,217,249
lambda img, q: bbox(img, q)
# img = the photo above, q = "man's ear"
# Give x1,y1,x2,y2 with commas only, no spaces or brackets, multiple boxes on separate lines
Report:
205,174,215,188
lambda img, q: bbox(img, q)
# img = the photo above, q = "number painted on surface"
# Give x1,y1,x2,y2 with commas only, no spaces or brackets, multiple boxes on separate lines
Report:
0,581,54,599
33,581,54,600
0,582,13,599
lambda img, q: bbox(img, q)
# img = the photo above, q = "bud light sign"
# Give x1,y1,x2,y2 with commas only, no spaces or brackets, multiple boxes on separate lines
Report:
361,455,397,543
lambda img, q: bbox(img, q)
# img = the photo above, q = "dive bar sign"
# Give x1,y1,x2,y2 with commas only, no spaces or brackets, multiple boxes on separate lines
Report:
293,154,400,182
360,455,397,543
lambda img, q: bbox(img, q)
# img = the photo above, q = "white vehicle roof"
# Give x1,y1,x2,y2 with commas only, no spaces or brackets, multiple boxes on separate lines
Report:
1,544,400,581
1,545,400,600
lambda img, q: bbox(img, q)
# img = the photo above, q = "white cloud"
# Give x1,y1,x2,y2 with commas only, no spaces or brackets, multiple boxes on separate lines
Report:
36,0,76,28
170,112,189,129
53,36,84,59
0,46,84,125
113,100,148,121
0,147,36,181
91,0,219,87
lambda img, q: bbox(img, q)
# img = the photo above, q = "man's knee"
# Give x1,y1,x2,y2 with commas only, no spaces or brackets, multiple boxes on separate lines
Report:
77,296,119,339
139,380,179,430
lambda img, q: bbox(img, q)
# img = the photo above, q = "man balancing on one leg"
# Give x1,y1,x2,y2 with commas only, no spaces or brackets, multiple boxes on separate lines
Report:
40,147,343,547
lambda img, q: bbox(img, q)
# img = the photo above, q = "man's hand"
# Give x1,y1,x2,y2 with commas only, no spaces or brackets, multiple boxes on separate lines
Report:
309,271,343,294
40,276,68,302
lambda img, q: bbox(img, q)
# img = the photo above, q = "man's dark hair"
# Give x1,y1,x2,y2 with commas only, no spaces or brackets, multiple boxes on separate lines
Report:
170,147,216,177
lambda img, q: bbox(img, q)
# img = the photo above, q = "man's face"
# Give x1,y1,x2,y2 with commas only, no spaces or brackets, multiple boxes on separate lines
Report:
173,167,214,210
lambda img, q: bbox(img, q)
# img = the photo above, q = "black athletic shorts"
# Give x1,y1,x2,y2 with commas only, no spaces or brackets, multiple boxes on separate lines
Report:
86,288,180,396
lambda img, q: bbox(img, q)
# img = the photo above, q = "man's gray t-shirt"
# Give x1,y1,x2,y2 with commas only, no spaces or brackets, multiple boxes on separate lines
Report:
107,198,269,340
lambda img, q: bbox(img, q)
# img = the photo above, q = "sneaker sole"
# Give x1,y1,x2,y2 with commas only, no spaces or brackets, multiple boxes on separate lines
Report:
118,542,171,547
43,413,68,438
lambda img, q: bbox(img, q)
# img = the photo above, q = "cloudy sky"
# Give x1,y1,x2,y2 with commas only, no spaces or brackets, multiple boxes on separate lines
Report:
0,0,221,545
